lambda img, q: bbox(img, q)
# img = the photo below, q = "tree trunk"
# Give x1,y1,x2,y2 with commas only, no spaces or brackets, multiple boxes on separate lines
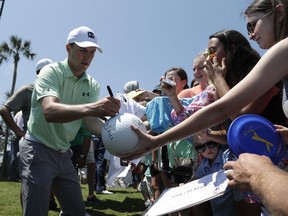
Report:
1,127,10,178
10,55,19,95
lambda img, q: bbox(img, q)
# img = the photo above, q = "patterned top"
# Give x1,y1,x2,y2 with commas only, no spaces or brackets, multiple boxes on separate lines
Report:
171,85,217,125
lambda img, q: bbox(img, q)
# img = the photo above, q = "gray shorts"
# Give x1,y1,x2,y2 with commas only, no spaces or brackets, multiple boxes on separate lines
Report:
18,138,86,216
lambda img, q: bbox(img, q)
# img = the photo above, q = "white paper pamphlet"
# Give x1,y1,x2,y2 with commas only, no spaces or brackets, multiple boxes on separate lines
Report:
144,170,229,216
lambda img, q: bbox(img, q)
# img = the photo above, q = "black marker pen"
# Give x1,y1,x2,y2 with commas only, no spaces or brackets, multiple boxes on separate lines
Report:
107,85,114,97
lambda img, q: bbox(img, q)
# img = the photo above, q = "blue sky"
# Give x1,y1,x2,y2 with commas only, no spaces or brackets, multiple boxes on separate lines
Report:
0,0,263,104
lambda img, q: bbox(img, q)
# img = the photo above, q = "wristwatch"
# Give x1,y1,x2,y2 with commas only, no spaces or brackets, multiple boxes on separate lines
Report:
80,154,87,159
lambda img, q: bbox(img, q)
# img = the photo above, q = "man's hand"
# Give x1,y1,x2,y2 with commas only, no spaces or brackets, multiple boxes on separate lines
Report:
117,125,158,160
224,153,272,191
76,155,87,169
91,97,120,119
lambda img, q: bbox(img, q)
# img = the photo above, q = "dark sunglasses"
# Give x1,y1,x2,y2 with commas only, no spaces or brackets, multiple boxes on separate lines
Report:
246,11,273,35
195,141,218,153
203,47,216,59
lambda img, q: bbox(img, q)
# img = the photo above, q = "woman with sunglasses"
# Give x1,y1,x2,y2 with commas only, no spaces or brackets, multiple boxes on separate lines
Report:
121,1,288,214
245,0,288,49
205,29,286,126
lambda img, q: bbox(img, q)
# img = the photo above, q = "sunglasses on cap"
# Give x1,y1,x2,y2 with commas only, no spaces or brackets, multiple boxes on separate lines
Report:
246,11,273,35
204,47,216,59
195,141,218,153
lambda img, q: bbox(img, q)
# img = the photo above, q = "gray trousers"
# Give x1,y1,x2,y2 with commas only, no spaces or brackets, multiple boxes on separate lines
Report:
17,138,86,216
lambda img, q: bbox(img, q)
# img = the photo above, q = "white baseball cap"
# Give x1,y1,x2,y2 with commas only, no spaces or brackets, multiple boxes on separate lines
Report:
67,26,103,53
123,80,139,94
35,58,53,74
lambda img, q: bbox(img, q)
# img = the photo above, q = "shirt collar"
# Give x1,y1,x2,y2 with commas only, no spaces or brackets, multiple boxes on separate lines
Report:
63,58,89,81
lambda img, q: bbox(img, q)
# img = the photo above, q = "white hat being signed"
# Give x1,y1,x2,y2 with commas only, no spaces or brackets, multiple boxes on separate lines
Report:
67,26,102,53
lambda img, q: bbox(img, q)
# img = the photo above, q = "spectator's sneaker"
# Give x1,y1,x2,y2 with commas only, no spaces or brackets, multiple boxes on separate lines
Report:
96,190,113,195
49,196,57,211
86,195,101,204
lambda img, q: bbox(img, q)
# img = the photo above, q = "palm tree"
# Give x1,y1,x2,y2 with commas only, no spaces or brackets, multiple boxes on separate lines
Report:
0,35,36,178
0,35,36,95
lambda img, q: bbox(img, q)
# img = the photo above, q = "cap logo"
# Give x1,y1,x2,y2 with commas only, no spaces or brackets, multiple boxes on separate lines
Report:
88,32,95,39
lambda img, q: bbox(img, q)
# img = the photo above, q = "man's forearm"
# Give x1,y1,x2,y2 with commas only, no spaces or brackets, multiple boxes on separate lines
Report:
43,102,92,123
250,165,288,215
0,108,24,136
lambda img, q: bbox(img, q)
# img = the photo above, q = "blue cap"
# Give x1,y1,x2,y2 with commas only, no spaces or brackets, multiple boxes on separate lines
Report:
227,114,284,164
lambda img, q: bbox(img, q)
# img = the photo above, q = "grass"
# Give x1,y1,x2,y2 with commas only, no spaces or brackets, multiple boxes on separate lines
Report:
0,178,147,216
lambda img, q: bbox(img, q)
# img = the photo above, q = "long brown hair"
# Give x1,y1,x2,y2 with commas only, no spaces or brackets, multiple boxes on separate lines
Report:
209,29,261,88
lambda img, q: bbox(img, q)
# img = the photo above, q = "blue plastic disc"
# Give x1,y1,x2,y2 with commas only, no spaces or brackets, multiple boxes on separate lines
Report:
227,114,284,164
